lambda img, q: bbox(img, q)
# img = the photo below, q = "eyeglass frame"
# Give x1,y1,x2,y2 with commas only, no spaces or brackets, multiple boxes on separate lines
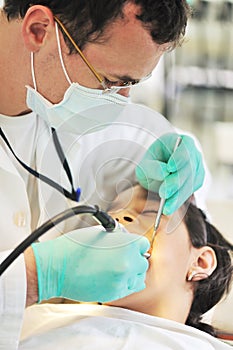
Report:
54,16,152,94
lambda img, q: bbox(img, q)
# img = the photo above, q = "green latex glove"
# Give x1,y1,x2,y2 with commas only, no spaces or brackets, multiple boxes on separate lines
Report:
32,226,150,303
135,133,205,215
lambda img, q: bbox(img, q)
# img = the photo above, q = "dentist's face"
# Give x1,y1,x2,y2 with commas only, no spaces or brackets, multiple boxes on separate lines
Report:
107,185,195,321
33,3,167,105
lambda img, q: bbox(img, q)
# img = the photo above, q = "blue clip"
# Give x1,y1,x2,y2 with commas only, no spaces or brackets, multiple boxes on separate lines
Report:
76,187,81,202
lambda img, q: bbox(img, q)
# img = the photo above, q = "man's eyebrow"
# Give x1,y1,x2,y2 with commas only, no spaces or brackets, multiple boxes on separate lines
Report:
110,72,152,83
112,74,137,82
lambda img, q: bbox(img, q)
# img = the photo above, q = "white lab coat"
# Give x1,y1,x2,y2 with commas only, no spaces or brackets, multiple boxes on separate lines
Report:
19,304,231,350
0,103,211,349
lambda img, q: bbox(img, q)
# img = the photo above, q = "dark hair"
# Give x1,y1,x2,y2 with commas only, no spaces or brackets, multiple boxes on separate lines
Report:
3,0,191,50
184,203,233,336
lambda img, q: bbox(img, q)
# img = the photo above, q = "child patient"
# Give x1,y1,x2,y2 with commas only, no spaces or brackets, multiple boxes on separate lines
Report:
107,184,233,337
20,185,233,349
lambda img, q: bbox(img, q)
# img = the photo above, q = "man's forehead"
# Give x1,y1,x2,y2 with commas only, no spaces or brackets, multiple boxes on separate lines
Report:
86,3,167,79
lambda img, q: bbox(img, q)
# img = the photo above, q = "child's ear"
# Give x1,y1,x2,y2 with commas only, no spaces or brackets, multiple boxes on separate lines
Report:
187,247,217,282
21,5,55,52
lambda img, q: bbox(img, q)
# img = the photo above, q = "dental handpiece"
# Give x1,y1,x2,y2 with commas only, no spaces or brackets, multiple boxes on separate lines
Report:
94,208,150,258
93,206,118,231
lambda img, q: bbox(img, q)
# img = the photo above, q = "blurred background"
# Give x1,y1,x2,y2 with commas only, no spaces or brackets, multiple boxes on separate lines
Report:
131,0,233,239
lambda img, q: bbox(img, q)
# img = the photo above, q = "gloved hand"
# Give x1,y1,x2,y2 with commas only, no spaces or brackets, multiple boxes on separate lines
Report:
135,133,205,215
32,226,150,303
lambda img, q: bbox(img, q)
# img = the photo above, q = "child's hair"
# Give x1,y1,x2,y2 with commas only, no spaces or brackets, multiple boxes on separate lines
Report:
184,203,233,336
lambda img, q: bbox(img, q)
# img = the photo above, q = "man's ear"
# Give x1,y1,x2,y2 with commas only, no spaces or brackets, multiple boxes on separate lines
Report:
21,5,55,52
187,247,217,282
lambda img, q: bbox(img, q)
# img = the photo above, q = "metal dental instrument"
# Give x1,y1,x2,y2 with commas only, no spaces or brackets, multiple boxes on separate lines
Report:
149,136,182,253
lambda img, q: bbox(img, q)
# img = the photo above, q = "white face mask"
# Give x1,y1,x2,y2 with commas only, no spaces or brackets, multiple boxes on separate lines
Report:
26,23,129,135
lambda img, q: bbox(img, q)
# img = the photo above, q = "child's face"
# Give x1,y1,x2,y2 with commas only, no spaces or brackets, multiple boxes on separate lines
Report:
108,184,159,239
107,185,196,321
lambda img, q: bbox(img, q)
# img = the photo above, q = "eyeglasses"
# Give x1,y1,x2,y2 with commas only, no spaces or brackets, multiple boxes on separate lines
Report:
54,16,152,94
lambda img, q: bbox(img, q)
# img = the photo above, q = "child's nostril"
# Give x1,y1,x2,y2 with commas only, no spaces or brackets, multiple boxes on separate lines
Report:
123,216,133,222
